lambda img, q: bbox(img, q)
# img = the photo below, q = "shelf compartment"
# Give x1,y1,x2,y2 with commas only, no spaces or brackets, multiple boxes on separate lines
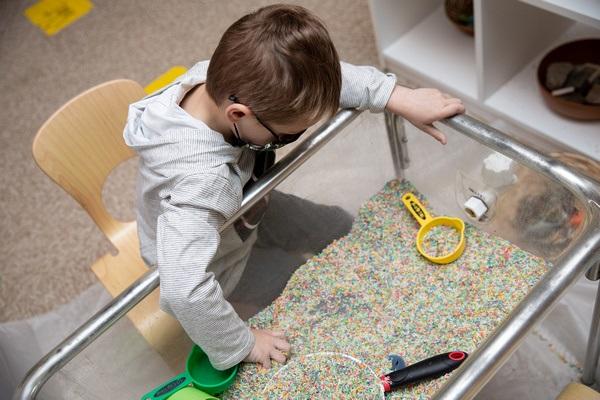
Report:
519,0,600,30
484,23,600,161
382,4,477,101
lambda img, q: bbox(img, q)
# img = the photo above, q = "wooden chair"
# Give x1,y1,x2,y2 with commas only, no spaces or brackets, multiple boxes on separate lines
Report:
32,80,190,368
556,383,600,400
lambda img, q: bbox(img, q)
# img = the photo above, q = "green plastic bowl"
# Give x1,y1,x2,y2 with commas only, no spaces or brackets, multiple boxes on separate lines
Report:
140,345,239,400
186,345,239,395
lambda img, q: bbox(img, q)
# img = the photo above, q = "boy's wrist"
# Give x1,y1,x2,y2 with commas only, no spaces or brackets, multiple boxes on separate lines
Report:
385,85,413,117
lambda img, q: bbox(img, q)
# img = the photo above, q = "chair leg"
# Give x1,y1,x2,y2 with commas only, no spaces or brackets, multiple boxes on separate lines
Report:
582,270,600,385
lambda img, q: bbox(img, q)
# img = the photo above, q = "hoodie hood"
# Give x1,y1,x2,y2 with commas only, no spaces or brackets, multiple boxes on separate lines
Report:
122,61,244,177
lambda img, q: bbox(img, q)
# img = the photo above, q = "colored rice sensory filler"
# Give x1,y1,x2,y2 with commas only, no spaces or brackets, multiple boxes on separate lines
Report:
422,225,461,258
223,180,549,399
262,353,383,399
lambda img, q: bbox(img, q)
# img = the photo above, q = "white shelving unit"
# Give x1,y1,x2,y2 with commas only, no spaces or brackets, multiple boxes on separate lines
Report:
383,5,477,100
368,0,600,161
520,0,600,29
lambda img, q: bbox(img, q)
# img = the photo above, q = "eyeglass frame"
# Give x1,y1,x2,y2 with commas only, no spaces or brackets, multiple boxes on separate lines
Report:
228,95,307,151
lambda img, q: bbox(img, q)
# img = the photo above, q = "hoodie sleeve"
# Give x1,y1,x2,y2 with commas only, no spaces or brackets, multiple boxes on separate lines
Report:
340,61,397,112
156,172,254,370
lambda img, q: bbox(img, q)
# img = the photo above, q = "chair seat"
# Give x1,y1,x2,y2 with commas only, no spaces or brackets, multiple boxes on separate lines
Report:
91,221,191,369
556,383,600,400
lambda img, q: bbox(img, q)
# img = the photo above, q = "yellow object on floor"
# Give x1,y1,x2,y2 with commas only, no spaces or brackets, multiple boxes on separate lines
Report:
24,0,93,36
145,66,188,94
556,383,600,400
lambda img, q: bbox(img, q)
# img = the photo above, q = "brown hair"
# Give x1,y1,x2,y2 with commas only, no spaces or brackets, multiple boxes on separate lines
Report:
206,4,341,124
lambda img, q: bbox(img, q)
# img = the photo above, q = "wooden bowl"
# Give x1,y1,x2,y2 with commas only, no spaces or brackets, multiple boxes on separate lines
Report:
537,39,600,120
445,0,474,36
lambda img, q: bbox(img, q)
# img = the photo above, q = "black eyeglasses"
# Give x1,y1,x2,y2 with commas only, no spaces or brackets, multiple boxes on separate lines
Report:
228,95,307,151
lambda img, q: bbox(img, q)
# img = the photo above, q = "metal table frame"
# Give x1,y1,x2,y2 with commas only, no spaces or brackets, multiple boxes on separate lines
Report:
13,110,600,400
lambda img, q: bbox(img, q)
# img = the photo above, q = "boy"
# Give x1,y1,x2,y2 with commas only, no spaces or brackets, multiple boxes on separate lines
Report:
123,4,464,371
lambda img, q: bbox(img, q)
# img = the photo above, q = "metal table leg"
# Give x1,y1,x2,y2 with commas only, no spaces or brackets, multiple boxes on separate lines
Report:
384,110,409,179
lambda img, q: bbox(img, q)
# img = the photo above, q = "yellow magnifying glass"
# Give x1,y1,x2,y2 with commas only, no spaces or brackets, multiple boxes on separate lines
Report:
401,192,466,264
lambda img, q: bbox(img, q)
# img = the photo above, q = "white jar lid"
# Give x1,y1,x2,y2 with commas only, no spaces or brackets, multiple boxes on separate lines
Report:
464,196,488,220
482,153,516,188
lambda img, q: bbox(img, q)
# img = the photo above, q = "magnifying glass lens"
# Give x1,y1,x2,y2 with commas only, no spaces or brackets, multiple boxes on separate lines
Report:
422,225,462,258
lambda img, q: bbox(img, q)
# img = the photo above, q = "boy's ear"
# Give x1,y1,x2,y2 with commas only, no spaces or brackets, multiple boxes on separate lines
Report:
225,103,252,123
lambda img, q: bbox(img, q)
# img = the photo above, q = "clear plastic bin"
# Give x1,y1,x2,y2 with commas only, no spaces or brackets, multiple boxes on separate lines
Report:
12,110,600,400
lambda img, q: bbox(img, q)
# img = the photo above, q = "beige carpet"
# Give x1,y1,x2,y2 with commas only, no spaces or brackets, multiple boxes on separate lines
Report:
0,0,380,321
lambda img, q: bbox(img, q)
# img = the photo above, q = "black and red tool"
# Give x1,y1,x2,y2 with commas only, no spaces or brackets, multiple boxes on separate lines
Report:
380,351,468,393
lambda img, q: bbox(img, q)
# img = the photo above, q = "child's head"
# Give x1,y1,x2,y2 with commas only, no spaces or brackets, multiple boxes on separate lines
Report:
206,4,341,149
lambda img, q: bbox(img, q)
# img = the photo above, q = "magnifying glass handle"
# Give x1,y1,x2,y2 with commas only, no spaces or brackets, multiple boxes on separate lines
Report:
380,351,468,392
402,192,433,226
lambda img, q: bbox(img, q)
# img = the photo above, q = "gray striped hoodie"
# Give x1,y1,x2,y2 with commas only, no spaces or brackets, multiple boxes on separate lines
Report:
123,60,396,370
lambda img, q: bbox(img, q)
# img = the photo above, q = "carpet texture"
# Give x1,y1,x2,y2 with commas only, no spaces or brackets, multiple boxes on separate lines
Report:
0,0,379,321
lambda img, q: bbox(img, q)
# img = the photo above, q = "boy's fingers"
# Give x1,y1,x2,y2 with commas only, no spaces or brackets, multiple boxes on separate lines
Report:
441,103,466,117
442,92,455,99
275,338,291,352
266,330,286,338
422,124,447,144
270,349,287,364
261,355,272,369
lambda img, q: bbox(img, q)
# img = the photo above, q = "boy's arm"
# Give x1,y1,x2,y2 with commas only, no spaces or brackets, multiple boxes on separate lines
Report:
156,173,254,371
340,61,397,112
340,62,465,144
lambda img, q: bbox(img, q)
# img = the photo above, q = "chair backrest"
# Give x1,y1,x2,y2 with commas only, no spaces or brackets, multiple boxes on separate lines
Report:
32,79,146,247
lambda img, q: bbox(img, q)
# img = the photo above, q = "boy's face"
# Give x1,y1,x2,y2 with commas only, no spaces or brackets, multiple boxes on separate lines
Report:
242,117,313,145
226,99,319,151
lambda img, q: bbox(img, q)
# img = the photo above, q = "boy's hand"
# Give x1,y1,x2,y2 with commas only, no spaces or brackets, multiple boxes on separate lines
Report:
386,86,465,145
244,328,291,369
